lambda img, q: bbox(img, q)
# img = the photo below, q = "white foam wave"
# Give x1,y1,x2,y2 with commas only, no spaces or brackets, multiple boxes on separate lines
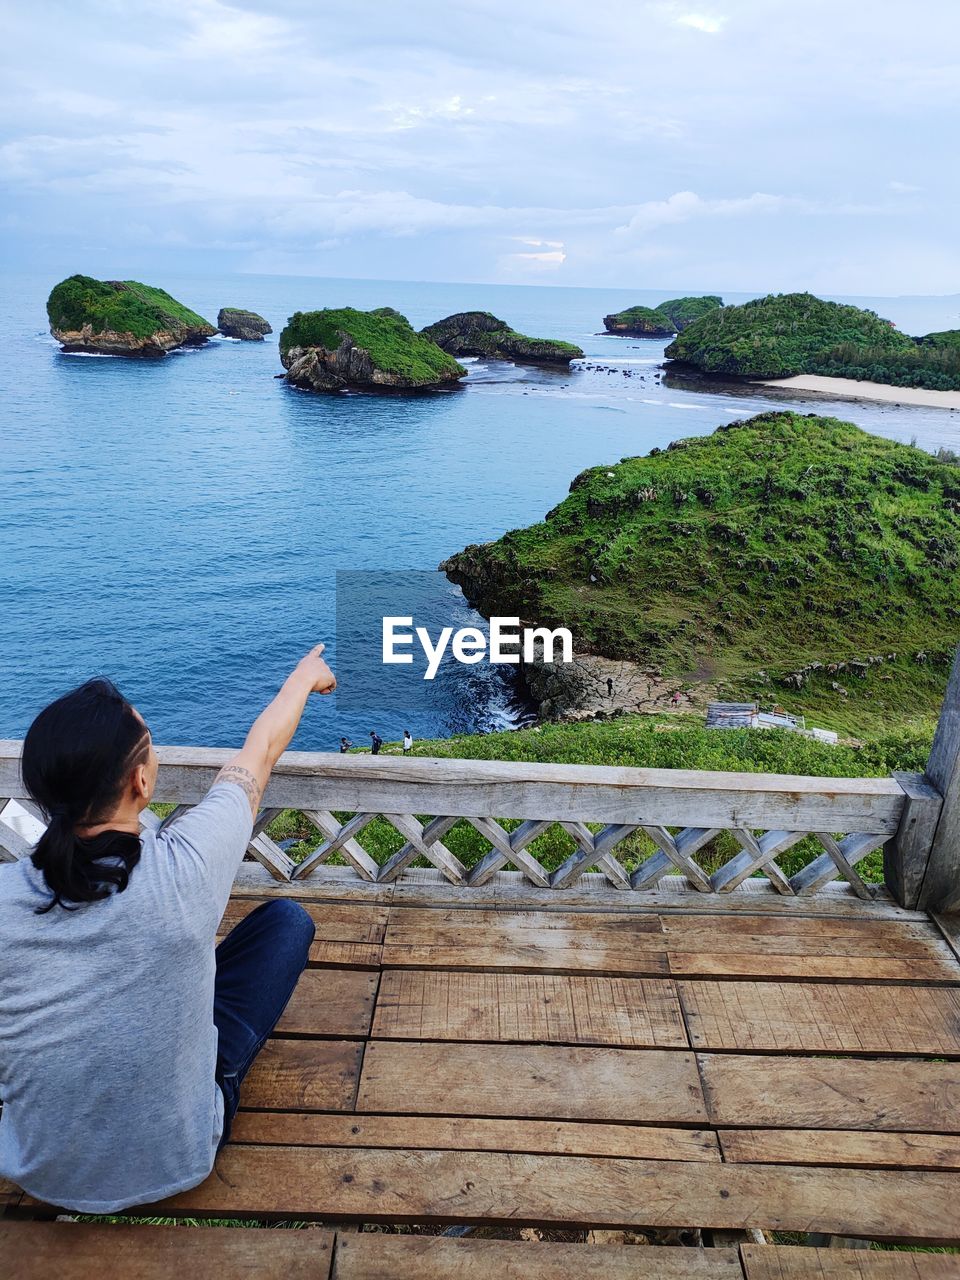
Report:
584,358,660,366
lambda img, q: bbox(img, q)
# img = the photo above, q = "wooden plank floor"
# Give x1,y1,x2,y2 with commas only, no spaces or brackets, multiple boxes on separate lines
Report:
3,1227,959,1279
11,1225,959,1280
12,889,960,1253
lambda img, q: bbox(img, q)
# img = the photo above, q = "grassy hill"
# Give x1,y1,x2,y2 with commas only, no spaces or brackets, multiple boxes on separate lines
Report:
665,291,960,389
442,411,960,734
46,275,214,340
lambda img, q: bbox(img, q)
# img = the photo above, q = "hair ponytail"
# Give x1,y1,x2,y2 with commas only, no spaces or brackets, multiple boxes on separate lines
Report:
22,678,149,913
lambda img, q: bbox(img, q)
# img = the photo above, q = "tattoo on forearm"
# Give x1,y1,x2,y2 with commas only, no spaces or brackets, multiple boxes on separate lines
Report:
215,765,263,814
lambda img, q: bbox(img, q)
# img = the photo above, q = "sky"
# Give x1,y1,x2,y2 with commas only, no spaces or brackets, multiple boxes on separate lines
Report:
1,0,959,294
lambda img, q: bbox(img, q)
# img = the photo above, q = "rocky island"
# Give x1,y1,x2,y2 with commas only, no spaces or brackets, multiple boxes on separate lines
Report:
442,411,960,728
420,311,583,365
603,295,722,337
47,275,216,355
280,307,466,393
665,291,960,390
217,307,272,340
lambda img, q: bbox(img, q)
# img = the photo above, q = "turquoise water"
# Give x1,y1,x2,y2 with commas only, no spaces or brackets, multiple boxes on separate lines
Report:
2,272,958,748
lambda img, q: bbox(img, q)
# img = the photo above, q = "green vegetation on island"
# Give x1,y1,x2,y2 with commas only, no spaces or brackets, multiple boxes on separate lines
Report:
47,275,215,354
603,295,723,337
921,330,960,351
665,291,960,389
443,411,960,734
659,295,724,330
420,311,583,365
279,306,466,392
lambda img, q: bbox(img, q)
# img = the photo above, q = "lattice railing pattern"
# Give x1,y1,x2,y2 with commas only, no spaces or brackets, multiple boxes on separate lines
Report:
0,738,928,899
0,796,890,899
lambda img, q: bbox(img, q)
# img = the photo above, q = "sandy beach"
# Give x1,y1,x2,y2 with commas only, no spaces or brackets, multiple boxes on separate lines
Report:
761,374,960,410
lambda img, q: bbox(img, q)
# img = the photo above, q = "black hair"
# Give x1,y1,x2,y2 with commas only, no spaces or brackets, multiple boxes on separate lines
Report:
21,677,150,913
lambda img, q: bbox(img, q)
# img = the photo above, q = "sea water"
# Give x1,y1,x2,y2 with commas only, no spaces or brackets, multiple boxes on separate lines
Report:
1,272,958,748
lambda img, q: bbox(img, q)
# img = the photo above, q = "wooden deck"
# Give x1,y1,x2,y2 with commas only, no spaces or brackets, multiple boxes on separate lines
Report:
7,875,960,1274
4,654,960,1275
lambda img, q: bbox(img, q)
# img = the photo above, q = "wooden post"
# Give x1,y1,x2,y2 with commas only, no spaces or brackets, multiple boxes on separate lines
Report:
883,771,943,909
917,646,960,913
887,646,960,910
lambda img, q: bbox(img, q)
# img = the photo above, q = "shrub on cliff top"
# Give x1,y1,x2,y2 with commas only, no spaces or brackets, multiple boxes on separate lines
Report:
658,296,723,329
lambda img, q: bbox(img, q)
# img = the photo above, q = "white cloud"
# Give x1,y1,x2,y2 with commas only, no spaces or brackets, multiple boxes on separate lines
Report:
177,0,292,60
498,243,567,278
510,237,565,250
387,95,476,129
677,12,726,33
614,190,788,237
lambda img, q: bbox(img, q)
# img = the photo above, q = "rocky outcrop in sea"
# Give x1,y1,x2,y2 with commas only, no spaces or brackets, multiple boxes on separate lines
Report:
46,275,216,356
217,308,272,340
279,307,466,393
421,311,583,365
602,306,676,338
604,296,723,338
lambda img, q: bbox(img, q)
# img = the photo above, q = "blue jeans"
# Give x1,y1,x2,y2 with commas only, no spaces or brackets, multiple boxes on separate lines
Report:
213,899,315,1148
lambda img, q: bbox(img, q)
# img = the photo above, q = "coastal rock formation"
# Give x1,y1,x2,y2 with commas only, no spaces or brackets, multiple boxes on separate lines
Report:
421,311,583,365
280,307,466,392
521,650,713,720
603,296,722,337
47,275,216,355
603,305,676,337
442,411,960,721
217,307,272,340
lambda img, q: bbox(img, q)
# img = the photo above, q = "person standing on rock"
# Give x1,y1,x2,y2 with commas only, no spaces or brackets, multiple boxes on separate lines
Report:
339,737,352,753
402,730,413,755
606,678,614,698
369,731,383,755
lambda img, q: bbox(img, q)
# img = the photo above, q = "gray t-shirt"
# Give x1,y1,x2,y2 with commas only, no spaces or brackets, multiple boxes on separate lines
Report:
0,781,253,1212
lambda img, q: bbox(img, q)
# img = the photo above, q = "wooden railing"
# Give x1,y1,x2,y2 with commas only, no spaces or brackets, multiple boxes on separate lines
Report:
0,747,945,906
1,649,957,908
